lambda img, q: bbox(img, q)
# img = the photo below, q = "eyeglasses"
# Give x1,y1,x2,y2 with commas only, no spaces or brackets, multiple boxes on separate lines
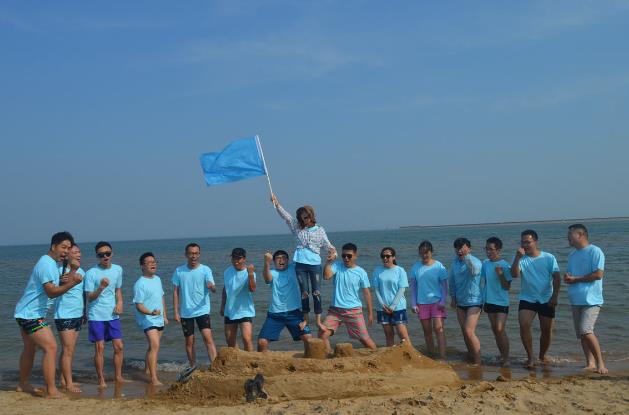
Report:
341,254,353,259
380,254,393,259
97,251,112,258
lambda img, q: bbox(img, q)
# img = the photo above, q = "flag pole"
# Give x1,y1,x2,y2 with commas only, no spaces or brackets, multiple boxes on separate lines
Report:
255,135,274,196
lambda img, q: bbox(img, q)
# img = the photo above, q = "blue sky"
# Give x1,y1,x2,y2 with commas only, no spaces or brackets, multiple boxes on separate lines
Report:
1,1,628,246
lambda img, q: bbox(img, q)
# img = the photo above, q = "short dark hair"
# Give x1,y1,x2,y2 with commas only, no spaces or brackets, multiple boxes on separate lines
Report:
273,250,289,260
231,247,246,258
50,231,74,249
486,236,503,250
568,223,588,237
342,242,357,253
521,229,538,241
380,247,397,265
418,240,433,253
453,237,471,249
185,242,200,253
95,241,112,253
139,252,155,265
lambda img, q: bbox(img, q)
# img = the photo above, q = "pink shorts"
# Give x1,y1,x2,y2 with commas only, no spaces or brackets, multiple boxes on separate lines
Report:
322,306,370,340
418,303,447,320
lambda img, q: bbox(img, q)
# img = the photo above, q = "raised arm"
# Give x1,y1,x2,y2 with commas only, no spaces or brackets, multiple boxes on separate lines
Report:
511,248,525,278
263,253,273,283
323,259,335,280
247,264,256,292
271,193,297,231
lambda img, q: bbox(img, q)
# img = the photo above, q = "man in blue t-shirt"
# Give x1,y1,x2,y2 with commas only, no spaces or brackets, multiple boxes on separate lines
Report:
564,224,607,374
318,243,376,354
220,248,256,352
258,250,312,352
14,231,83,398
511,229,561,369
84,241,125,387
172,243,218,370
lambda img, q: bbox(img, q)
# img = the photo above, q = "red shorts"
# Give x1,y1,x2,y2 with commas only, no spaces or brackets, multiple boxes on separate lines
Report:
418,303,447,320
322,307,370,340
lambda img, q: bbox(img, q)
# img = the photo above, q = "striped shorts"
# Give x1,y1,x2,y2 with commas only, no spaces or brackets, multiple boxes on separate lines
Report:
322,306,369,340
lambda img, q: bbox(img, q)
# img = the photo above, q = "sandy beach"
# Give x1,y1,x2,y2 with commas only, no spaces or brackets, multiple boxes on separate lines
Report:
2,342,627,415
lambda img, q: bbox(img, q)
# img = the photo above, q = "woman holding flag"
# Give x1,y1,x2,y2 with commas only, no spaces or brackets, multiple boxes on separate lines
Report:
271,194,336,326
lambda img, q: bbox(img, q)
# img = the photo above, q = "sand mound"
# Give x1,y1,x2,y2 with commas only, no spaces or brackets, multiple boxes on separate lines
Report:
162,341,459,407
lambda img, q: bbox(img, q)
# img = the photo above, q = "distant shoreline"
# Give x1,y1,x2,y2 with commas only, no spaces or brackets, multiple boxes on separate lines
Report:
400,216,629,229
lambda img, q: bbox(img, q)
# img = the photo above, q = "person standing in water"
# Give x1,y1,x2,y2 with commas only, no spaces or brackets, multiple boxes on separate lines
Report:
372,247,410,346
271,193,336,326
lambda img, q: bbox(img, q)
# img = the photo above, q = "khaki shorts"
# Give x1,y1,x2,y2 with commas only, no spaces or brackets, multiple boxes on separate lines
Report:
571,305,601,339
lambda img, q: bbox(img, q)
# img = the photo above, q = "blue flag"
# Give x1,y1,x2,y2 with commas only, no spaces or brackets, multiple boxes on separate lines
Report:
199,136,267,186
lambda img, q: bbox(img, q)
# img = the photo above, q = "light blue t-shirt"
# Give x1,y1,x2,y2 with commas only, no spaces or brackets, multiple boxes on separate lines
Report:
449,255,483,307
267,263,301,313
410,261,448,305
172,264,215,318
223,266,256,320
84,264,124,321
14,255,58,319
372,265,408,311
133,275,165,329
517,251,560,303
330,262,370,309
54,267,85,319
481,259,512,307
567,244,605,306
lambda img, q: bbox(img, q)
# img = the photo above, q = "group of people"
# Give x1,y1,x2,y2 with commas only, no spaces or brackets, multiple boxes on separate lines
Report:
12,195,608,399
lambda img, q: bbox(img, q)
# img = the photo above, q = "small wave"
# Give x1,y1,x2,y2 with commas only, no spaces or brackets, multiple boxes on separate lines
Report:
125,358,189,373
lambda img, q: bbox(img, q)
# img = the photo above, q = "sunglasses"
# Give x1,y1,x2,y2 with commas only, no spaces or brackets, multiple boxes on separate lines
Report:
380,254,393,259
341,254,354,259
96,251,112,258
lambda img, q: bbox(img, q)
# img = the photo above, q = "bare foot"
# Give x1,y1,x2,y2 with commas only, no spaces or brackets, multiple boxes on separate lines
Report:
596,366,609,374
115,377,130,383
582,364,597,372
150,380,164,386
298,320,308,331
16,383,43,395
524,359,536,369
65,383,82,393
98,381,108,389
45,389,64,399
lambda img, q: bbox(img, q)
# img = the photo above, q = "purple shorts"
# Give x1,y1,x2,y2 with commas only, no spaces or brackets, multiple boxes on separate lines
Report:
88,319,123,343
418,303,447,320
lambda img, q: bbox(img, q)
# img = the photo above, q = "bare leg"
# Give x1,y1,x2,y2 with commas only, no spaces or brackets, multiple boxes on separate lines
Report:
462,307,481,365
17,329,38,394
59,329,81,392
144,330,163,385
31,327,61,398
518,309,536,368
538,315,554,363
94,341,107,388
185,335,196,367
420,319,435,355
433,318,447,359
383,324,395,347
394,323,410,344
488,312,510,367
257,338,269,352
240,322,254,352
200,328,217,362
224,323,238,348
582,333,607,374
580,336,597,370
358,335,377,351
318,327,333,354
112,339,125,383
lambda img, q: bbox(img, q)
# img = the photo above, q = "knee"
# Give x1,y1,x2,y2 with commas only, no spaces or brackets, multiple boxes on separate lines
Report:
186,336,195,347
464,328,476,338
258,338,268,348
114,343,124,354
95,343,105,355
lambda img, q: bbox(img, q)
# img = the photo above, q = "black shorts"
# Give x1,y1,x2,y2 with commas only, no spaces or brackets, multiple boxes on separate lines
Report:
55,317,83,332
457,305,482,312
144,326,164,333
519,300,555,319
181,314,212,337
224,316,253,325
483,303,509,314
16,318,48,335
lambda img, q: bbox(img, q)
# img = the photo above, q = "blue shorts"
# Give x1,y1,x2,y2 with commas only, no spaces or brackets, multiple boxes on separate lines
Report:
377,309,408,325
88,320,123,343
258,309,311,341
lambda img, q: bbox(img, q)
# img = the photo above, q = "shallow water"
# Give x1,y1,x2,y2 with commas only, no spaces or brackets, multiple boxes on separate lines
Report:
1,219,628,396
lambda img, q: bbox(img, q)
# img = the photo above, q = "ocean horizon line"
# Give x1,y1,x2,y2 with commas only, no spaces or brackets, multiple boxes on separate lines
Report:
400,216,629,229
